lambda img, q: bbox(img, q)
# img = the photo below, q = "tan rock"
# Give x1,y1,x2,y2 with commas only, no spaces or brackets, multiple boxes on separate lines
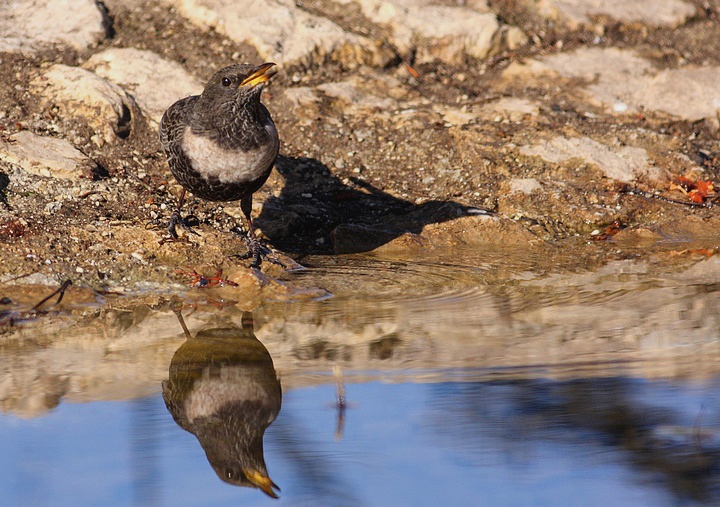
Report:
438,97,541,126
511,47,720,122
0,131,97,179
164,0,393,68
507,178,543,194
31,64,139,143
332,203,539,255
330,0,517,63
519,135,661,183
482,97,541,123
0,0,110,54
84,48,203,127
550,0,696,28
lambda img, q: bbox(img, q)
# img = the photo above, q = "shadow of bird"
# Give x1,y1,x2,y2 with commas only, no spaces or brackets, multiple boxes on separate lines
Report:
162,311,281,498
257,155,489,255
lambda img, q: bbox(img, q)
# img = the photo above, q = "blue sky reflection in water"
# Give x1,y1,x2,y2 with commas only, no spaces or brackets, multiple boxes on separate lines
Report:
1,376,719,506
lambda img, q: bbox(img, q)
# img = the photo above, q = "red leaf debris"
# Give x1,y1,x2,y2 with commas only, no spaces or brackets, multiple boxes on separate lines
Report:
670,176,716,204
405,63,420,78
669,248,716,258
591,220,625,241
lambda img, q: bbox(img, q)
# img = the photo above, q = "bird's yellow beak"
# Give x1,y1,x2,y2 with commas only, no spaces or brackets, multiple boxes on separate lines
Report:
240,63,277,88
243,467,280,499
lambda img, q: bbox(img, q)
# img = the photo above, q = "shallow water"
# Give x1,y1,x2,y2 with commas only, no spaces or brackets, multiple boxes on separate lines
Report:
2,248,720,506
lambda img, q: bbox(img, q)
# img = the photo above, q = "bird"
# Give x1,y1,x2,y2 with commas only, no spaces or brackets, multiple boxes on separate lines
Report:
163,311,282,498
159,62,279,267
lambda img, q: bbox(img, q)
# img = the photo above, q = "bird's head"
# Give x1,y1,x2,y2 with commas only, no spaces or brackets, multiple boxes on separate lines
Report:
219,466,280,498
200,62,277,108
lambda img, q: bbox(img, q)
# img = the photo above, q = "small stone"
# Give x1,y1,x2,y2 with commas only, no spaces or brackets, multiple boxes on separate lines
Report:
613,101,628,113
480,97,540,122
507,178,542,194
441,108,478,126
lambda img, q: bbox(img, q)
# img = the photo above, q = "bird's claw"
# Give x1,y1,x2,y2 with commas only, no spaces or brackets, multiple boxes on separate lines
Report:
167,210,200,239
230,226,286,269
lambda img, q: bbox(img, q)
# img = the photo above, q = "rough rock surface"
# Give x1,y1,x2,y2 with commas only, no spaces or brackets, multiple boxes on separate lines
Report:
549,0,696,28
163,0,526,66
0,0,110,54
83,47,203,126
164,0,394,68
327,0,522,63
31,64,139,144
0,131,97,179
519,135,666,183
513,47,720,122
0,0,719,296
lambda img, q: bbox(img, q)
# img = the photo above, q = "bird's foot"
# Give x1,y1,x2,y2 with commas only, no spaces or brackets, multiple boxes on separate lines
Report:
230,226,286,269
167,210,200,239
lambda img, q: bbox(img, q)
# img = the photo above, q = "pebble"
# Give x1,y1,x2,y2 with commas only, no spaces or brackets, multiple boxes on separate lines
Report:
507,178,542,195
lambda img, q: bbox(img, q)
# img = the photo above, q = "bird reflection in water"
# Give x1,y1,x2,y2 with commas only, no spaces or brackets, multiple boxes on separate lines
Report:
162,310,281,498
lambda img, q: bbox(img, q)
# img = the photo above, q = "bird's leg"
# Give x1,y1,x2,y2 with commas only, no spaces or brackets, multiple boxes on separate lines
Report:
230,195,284,269
167,188,199,239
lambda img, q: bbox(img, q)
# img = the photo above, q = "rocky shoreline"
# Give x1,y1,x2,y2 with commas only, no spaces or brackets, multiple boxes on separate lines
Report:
1,0,720,297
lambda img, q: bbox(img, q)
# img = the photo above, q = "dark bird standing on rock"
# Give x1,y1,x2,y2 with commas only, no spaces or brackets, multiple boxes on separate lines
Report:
159,63,279,267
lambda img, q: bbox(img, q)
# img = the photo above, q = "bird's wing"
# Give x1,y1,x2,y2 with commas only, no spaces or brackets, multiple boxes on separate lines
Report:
159,95,198,170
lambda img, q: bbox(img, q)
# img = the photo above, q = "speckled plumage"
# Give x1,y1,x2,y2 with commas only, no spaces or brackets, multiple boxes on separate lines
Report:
163,312,282,498
158,63,279,255
160,62,278,202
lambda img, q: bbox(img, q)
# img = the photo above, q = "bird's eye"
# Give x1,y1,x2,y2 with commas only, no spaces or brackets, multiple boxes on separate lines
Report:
221,77,231,87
